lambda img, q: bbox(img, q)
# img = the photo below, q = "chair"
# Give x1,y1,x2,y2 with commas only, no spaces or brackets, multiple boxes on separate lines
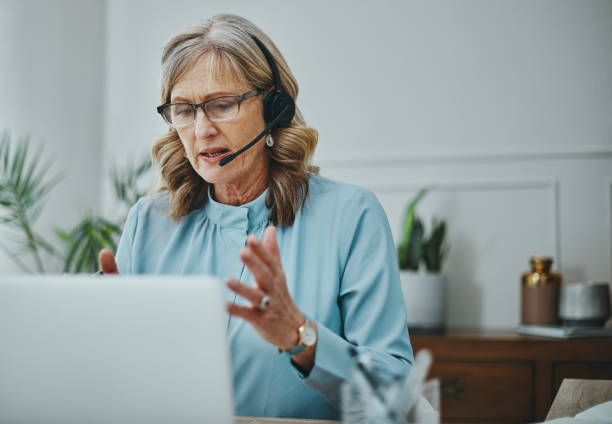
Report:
546,378,612,420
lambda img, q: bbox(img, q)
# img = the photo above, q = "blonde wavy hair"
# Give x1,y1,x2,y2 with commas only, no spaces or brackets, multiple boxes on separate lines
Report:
152,14,319,226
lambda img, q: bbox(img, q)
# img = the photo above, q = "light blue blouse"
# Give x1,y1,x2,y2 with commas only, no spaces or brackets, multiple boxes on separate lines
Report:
115,174,413,420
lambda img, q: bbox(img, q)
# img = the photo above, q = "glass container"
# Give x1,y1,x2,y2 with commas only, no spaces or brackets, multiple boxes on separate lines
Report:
520,256,562,325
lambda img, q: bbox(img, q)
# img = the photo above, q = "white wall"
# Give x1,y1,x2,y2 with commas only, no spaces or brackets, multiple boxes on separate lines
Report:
0,0,105,272
102,0,612,159
3,1,610,328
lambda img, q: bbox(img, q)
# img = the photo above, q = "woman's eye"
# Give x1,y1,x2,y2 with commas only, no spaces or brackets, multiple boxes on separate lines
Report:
175,106,193,116
211,101,234,111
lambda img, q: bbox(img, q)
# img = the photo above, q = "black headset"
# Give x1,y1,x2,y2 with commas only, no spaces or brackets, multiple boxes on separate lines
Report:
218,35,296,166
251,35,296,127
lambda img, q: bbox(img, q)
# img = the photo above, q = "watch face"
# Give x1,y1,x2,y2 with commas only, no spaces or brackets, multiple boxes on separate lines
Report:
300,324,317,346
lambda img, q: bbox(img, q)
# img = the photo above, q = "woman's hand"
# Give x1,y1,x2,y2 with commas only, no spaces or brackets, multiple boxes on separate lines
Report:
98,249,119,274
226,226,316,369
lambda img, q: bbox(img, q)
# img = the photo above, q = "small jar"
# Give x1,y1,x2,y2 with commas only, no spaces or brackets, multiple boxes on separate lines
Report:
520,257,563,325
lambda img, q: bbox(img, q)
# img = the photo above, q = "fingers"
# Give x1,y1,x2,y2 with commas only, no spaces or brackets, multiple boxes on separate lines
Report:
226,277,266,306
240,229,281,291
246,233,276,268
226,302,258,321
98,248,119,274
239,245,273,291
262,226,280,259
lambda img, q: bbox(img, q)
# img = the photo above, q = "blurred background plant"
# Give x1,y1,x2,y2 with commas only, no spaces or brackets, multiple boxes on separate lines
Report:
397,188,448,273
57,155,152,273
0,130,152,273
0,132,61,273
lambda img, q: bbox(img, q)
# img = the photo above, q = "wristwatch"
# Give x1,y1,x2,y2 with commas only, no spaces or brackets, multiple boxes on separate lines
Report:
283,314,317,357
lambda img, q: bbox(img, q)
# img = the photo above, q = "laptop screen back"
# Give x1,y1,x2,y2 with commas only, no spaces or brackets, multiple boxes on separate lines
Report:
0,275,234,424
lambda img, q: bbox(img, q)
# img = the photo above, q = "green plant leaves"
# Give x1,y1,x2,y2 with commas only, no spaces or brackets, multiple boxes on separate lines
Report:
58,155,152,273
0,131,152,274
397,188,448,273
398,216,424,271
58,216,122,273
398,189,427,271
112,156,152,207
398,188,427,255
422,219,447,273
0,132,60,273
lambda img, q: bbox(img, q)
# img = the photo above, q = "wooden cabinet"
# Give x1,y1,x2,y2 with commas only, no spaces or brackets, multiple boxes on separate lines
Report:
410,330,612,423
435,360,533,422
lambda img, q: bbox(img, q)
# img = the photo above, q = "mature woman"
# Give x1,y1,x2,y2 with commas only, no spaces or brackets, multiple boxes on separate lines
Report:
99,14,413,420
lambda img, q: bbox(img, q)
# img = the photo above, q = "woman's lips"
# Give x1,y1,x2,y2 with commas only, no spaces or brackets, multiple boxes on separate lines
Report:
199,149,230,164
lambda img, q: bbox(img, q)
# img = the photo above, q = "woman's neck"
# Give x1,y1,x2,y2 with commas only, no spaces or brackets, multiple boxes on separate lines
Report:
212,166,268,206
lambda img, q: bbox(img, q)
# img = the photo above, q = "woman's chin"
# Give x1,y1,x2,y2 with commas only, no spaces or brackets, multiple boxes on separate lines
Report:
195,165,231,187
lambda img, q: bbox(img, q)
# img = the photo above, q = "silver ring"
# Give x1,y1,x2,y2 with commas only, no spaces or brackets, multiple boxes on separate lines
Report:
258,294,271,310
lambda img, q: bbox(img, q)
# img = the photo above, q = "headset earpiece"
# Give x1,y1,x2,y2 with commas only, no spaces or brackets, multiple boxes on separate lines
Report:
263,90,295,126
251,35,296,128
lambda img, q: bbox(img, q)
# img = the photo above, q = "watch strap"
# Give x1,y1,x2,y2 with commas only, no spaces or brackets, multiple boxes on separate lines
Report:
282,314,311,357
284,343,307,357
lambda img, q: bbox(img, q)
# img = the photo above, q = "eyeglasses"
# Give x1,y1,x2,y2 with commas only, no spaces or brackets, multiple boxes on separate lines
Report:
156,89,262,128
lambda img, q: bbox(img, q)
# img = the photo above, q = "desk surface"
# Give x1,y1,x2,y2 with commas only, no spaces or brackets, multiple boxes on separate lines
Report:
236,418,339,424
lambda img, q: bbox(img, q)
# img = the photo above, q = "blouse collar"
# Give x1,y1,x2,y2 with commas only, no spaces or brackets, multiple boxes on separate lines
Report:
203,185,270,230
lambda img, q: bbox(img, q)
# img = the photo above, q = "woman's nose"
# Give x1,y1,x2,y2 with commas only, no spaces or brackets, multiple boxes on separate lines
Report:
194,108,218,139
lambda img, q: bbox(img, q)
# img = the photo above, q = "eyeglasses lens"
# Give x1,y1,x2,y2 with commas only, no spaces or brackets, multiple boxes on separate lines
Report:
167,104,194,128
206,98,239,121
164,98,239,128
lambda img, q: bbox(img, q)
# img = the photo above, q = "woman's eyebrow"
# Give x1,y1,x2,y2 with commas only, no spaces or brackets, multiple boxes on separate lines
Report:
170,91,239,103
169,96,192,103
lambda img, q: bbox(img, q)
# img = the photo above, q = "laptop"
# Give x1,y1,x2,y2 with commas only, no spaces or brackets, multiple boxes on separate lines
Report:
0,275,235,424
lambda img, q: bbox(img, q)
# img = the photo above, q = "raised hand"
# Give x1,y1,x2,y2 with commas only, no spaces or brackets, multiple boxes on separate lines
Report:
226,226,313,355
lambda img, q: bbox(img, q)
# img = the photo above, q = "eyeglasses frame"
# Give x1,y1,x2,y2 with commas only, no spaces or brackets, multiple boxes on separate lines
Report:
156,88,263,127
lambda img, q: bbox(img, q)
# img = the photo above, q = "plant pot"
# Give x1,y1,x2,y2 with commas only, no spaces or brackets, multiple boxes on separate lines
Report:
400,271,447,333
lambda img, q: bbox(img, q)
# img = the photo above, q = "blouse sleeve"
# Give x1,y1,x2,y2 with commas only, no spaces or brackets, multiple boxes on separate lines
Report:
294,189,414,408
115,200,141,274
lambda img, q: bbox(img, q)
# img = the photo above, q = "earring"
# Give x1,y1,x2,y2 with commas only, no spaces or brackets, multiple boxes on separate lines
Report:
265,133,274,147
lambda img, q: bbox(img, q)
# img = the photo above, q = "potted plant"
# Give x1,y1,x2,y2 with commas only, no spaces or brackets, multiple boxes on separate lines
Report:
0,130,151,273
398,188,448,333
57,155,152,273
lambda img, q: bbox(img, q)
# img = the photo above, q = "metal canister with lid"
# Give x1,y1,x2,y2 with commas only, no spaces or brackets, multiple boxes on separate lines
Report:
520,256,563,325
559,282,611,327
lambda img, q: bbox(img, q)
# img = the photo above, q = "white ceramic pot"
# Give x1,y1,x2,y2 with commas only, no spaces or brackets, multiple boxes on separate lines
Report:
400,271,447,333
